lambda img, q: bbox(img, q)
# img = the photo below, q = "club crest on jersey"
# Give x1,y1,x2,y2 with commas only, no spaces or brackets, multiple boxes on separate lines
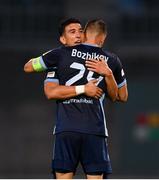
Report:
47,71,55,78
71,49,109,61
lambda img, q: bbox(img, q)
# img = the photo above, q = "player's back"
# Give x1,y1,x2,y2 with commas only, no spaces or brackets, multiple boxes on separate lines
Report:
55,44,108,87
42,43,126,137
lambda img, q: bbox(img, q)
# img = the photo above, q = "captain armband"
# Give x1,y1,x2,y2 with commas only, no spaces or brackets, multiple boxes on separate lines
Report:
75,85,85,95
32,57,46,72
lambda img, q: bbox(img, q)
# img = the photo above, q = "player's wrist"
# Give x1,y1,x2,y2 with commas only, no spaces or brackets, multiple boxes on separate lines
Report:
103,69,113,77
75,85,85,95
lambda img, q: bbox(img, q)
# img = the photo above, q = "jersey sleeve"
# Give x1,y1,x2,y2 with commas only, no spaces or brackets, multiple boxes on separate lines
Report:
44,70,59,84
42,49,60,69
32,48,60,72
113,56,127,88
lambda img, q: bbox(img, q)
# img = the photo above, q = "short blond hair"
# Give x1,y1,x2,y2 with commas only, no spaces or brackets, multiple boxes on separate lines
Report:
84,19,107,35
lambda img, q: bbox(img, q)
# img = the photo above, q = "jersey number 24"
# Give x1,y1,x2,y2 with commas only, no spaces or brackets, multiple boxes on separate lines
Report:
65,62,103,86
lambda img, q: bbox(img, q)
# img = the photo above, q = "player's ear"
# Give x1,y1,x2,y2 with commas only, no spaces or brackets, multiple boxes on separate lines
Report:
103,33,107,43
99,34,106,47
60,36,66,45
104,33,107,41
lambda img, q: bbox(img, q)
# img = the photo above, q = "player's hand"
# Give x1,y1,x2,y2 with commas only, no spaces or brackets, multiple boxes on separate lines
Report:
85,58,112,76
85,79,103,99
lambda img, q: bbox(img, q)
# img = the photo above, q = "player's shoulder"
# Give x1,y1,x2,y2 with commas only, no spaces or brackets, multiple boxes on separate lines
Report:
104,50,121,64
104,50,117,59
42,46,63,56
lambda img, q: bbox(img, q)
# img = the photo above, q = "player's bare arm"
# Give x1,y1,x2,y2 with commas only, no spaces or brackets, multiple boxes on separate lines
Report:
44,79,103,100
85,59,118,101
24,59,34,73
117,84,128,102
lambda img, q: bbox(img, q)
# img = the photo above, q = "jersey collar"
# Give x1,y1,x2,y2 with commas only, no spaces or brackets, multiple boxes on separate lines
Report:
82,43,99,47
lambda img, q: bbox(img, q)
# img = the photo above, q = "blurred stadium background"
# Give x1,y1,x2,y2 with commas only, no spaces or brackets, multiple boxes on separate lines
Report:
0,0,159,178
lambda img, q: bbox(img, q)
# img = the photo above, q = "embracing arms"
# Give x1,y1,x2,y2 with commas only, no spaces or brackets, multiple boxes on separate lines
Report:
24,55,127,101
24,58,103,100
86,59,118,102
85,59,128,102
44,79,103,100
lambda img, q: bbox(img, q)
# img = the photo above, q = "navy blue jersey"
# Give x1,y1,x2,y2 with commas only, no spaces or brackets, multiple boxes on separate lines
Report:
41,44,126,136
